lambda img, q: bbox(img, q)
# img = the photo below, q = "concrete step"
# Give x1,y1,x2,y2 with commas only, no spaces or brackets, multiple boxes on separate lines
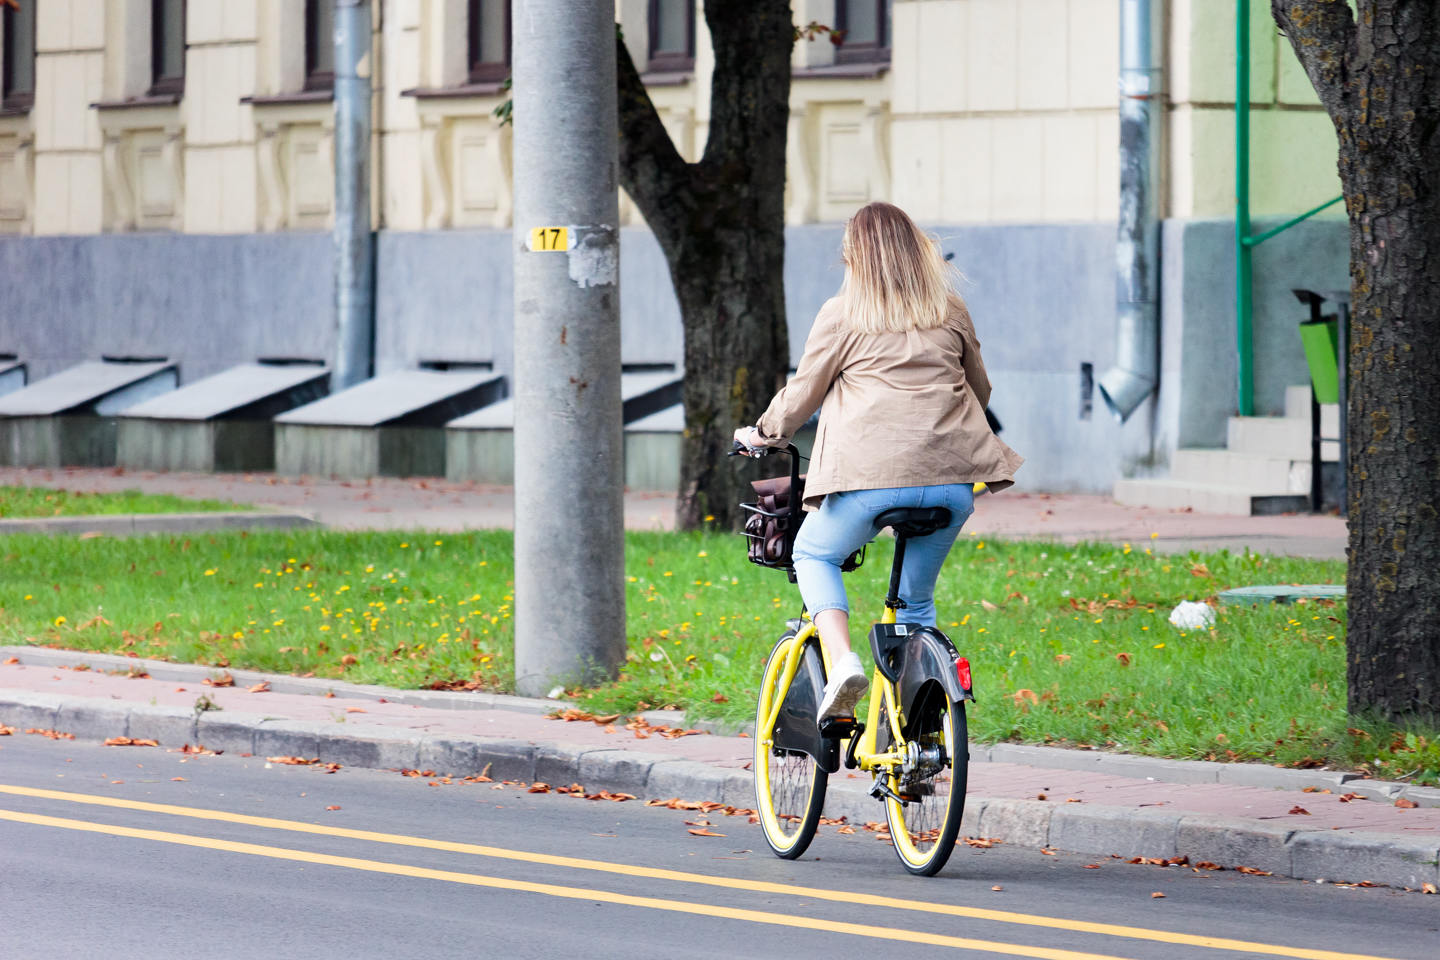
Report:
1114,478,1310,516
1283,384,1340,436
1227,415,1339,461
1170,448,1311,493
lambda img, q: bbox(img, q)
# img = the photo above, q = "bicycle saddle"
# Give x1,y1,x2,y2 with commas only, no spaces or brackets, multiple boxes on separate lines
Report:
875,506,952,538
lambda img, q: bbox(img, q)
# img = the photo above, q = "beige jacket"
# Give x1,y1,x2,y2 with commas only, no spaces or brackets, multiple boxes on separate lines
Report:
756,296,1023,510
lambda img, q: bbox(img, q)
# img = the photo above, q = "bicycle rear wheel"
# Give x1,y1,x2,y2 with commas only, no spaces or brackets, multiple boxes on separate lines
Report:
753,632,828,859
883,685,967,876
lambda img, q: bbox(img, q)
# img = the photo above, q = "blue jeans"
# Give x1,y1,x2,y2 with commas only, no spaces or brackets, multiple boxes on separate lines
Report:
791,483,975,627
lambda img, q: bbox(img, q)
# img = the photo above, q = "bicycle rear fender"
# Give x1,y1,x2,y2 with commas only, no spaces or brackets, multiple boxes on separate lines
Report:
894,627,974,718
772,636,842,774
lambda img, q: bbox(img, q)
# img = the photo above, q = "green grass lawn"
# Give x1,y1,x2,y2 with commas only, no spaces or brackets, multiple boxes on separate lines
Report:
0,486,247,519
1,525,1435,783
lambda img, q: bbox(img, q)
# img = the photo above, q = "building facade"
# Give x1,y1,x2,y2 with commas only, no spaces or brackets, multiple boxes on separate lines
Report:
0,0,1349,492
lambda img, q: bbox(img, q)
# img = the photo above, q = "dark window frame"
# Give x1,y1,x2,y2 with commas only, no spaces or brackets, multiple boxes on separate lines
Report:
304,0,335,91
1,0,38,111
647,0,695,74
834,0,891,66
467,0,511,84
148,0,187,97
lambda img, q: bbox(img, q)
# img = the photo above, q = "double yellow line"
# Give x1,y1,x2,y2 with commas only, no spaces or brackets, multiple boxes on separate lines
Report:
0,784,1407,960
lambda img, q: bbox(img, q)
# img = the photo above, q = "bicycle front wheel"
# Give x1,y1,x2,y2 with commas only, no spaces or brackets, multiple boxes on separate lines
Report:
884,687,967,876
753,632,828,859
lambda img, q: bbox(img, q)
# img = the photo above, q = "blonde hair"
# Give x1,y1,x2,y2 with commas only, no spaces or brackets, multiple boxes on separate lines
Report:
839,202,956,335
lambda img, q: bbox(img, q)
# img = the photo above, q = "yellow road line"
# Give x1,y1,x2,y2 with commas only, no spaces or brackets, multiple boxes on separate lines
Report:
0,808,1138,960
0,783,1406,960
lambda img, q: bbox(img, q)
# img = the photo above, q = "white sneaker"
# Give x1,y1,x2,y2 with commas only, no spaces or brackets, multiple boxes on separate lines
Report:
818,652,869,724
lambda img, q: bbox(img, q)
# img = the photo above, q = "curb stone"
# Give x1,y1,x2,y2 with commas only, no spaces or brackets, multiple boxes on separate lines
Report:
0,510,316,538
1,691,1436,889
0,646,557,716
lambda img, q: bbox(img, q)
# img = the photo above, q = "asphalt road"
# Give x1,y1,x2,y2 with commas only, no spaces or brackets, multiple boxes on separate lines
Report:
1,735,1434,960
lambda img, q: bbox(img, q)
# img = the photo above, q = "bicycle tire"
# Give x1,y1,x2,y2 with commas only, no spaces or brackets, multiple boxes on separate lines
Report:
882,684,967,876
753,631,828,859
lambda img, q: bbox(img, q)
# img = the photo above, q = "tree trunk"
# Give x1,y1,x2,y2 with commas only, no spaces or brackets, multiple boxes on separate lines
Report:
616,1,794,530
1274,1,1440,724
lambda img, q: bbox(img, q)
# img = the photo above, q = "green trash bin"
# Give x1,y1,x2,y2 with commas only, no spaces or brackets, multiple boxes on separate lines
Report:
1298,318,1339,405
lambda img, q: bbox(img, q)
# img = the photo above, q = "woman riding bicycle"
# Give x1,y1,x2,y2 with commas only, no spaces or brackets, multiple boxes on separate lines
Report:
734,201,1023,728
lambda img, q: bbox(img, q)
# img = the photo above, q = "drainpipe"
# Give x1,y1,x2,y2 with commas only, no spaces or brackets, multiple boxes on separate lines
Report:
332,0,376,390
1097,0,1164,422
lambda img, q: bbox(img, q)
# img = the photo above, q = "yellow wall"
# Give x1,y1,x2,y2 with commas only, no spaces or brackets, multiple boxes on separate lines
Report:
0,0,1347,236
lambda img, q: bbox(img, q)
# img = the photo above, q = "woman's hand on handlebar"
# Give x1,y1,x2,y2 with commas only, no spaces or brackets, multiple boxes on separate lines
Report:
732,425,772,458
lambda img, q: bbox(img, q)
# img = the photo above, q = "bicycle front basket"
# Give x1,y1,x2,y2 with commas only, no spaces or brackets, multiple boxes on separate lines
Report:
740,474,805,571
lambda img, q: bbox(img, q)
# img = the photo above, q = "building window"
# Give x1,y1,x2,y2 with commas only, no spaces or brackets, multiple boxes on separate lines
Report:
304,0,335,91
1,0,37,111
149,0,187,96
467,0,509,83
835,0,891,64
647,0,694,73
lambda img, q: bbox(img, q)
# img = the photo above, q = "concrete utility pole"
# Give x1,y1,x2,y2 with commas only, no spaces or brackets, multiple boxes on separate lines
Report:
332,0,375,390
511,1,625,696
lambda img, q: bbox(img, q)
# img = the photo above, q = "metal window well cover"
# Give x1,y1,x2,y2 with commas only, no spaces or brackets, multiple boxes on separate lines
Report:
119,363,330,421
624,403,685,433
0,361,25,399
0,361,177,417
447,370,684,429
275,370,503,427
1218,585,1346,606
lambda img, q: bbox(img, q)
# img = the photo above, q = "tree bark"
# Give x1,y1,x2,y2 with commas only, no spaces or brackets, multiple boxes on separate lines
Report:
1273,0,1440,724
616,1,794,529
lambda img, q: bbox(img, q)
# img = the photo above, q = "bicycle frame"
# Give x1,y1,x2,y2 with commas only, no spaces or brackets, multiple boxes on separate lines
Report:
760,608,910,779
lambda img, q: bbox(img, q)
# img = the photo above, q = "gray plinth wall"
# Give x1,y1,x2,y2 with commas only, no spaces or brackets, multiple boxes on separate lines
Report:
0,219,1349,491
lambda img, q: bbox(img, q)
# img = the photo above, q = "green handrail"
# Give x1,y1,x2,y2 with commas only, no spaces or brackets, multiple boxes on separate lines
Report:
1234,0,1342,418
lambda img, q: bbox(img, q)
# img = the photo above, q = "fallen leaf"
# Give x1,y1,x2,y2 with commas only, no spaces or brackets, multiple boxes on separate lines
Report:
837,825,856,834
527,782,551,793
25,728,75,740
1037,793,1048,801
1194,861,1223,871
1115,652,1132,666
266,756,320,765
103,737,158,747
1422,882,1437,894
1012,689,1039,706
688,828,727,837
202,672,235,687
991,885,1003,891
1395,797,1419,809
1236,866,1272,876
170,777,186,782
711,692,728,703
345,706,367,714
1338,792,1364,803
1288,806,1311,816
981,600,999,611
2,657,18,665
1066,798,1083,803
0,725,13,736
1189,562,1212,578
1040,848,1057,856
341,655,358,666
1151,892,1166,899
1053,654,1071,664
247,681,271,693
325,805,341,811
684,819,712,827
1083,864,1101,870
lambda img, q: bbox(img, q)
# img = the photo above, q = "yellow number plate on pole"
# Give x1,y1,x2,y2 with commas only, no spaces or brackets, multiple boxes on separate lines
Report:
529,226,569,251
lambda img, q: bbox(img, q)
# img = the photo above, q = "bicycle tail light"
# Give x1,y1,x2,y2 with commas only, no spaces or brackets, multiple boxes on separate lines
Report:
955,656,972,693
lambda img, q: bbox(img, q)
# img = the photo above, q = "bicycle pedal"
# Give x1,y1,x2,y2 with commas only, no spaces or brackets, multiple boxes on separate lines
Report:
818,716,863,740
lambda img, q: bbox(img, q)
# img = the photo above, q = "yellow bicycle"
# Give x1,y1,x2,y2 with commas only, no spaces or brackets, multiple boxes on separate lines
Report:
738,443,974,876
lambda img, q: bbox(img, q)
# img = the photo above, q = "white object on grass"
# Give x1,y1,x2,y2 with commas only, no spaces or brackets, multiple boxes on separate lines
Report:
1168,601,1215,630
